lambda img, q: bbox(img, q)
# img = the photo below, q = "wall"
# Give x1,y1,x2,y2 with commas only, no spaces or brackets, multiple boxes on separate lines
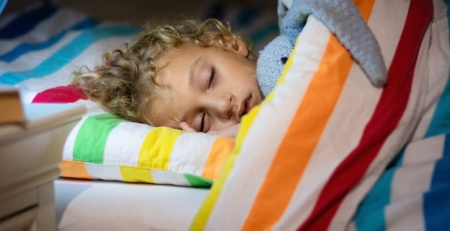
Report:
2,0,276,26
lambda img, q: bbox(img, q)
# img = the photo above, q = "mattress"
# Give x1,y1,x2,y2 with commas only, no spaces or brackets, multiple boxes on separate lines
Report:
55,178,209,231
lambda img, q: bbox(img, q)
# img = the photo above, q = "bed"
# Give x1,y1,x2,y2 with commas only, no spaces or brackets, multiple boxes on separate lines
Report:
0,2,277,230
1,0,449,230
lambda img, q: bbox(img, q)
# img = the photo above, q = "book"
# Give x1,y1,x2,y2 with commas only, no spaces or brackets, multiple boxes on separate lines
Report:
0,87,25,124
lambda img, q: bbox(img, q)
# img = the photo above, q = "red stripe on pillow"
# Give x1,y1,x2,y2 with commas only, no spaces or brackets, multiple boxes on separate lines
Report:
298,0,433,230
32,85,88,103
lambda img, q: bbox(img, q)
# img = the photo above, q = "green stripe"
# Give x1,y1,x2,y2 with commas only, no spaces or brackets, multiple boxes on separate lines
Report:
184,173,213,187
73,113,124,163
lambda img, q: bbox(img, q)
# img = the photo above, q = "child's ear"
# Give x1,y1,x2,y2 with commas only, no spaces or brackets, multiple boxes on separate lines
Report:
235,39,249,57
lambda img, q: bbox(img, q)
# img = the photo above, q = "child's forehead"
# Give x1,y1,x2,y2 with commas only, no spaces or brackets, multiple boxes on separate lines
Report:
153,45,204,83
153,45,192,70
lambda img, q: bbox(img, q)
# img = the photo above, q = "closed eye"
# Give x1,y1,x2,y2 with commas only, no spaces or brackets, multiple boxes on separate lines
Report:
200,113,206,132
208,67,215,88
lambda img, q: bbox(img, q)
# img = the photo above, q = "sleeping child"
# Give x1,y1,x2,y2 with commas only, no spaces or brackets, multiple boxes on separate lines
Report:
72,0,386,138
72,19,262,138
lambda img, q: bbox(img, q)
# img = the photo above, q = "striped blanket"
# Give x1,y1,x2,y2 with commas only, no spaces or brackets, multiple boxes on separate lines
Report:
2,2,449,230
191,0,450,230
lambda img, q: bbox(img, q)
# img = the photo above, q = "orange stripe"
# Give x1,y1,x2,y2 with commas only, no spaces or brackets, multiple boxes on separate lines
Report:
241,1,375,230
201,137,235,180
59,159,92,179
355,0,375,21
190,106,261,230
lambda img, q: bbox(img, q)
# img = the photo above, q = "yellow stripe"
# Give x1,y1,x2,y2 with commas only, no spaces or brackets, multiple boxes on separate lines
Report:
191,106,261,230
120,127,184,182
138,127,183,169
120,166,154,183
191,39,297,230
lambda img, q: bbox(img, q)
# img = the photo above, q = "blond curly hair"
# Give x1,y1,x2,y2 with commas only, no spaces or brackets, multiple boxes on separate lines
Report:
72,19,253,125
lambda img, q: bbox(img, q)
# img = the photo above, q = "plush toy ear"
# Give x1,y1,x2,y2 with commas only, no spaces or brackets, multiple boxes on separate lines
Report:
256,35,294,97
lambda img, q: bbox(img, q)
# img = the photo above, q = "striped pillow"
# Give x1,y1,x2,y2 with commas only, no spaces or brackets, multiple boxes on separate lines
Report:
61,111,234,187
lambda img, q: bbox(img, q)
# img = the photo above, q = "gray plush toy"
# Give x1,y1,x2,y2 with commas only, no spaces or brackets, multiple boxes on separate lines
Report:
256,0,387,98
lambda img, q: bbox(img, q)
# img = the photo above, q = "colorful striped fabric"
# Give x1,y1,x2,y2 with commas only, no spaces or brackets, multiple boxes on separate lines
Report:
191,0,449,230
0,4,138,102
0,5,235,187
353,0,450,229
61,111,234,187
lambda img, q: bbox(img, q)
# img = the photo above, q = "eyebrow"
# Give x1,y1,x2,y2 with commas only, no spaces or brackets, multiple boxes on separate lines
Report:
189,57,202,87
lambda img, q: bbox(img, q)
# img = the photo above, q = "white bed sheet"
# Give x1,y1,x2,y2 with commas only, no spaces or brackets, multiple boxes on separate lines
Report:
55,178,209,231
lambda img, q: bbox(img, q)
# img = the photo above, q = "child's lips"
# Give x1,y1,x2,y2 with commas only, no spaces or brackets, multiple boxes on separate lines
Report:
238,95,254,119
245,95,254,114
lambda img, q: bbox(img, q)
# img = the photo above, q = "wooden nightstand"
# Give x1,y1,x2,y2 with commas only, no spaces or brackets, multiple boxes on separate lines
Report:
0,104,85,231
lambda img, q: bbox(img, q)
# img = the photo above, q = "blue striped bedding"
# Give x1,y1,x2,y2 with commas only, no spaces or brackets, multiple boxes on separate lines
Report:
0,4,139,102
353,0,450,229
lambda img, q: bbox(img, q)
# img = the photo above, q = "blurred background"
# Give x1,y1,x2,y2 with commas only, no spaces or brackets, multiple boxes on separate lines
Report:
2,0,280,52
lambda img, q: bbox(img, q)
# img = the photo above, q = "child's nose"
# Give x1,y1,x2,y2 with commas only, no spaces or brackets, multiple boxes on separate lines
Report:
207,93,234,119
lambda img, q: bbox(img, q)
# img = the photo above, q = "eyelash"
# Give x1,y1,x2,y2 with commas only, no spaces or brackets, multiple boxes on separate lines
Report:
200,113,206,132
209,67,215,88
198,67,216,132
199,67,215,132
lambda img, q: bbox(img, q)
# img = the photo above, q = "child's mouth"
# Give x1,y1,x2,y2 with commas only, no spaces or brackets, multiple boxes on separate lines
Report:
245,95,254,114
239,95,254,118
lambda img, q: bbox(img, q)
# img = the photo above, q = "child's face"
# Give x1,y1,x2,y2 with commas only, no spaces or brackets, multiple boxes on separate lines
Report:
150,43,263,132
